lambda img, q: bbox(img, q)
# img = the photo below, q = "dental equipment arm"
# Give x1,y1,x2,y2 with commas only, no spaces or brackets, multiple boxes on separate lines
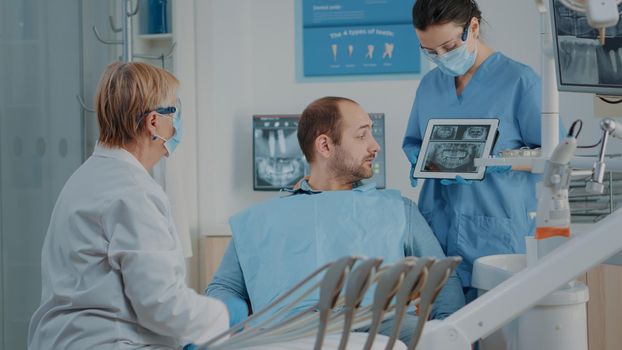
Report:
417,206,622,350
586,118,622,194
602,117,622,139
535,129,578,239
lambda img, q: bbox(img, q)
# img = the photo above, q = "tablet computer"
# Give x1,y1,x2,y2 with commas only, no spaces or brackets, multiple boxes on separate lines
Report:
412,118,499,180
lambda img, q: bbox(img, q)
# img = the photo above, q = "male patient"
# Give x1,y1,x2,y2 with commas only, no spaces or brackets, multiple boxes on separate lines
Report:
207,97,465,344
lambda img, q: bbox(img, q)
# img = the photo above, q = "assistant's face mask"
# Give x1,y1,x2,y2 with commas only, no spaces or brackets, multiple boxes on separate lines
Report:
431,42,477,77
423,26,477,77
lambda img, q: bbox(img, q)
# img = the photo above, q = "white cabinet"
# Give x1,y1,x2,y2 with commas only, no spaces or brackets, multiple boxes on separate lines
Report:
133,0,175,71
138,0,172,37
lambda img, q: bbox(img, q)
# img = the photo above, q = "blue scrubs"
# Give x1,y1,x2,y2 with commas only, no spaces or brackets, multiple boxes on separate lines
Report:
403,52,564,289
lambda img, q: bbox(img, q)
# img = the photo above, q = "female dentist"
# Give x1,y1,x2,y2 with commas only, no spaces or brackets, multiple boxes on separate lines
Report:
28,62,228,349
403,0,563,302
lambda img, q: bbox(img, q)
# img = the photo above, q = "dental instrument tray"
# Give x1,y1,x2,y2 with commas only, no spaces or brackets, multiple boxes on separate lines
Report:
413,118,499,180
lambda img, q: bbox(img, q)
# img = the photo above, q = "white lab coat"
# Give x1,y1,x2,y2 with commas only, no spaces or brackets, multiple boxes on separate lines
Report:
28,144,228,350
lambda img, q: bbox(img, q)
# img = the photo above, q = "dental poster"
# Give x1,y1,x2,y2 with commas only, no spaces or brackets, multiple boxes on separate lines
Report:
302,0,419,76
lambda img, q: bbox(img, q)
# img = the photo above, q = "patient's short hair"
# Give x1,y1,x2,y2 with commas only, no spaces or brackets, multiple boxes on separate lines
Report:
298,96,357,162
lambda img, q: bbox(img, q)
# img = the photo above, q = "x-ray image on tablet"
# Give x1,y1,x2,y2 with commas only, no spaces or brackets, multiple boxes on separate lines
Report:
432,125,458,140
422,142,485,173
413,118,499,180
463,126,488,140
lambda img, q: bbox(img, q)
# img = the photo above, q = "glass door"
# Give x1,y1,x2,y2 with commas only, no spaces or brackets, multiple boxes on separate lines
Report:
0,0,84,348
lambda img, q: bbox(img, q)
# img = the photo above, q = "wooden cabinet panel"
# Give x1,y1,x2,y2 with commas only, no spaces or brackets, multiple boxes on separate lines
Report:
199,236,231,291
586,264,622,350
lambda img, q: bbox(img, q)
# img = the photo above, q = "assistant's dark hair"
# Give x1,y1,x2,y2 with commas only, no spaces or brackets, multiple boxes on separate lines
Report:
298,96,357,162
412,0,482,31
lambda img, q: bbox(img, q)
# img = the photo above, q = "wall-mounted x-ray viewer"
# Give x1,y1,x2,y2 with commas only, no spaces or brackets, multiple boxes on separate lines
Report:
550,0,622,95
253,114,386,191
413,118,499,180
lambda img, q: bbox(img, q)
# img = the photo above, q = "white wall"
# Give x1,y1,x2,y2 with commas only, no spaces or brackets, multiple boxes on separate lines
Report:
193,0,598,236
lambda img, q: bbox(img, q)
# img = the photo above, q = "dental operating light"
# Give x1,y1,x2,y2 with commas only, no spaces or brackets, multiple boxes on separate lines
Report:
561,0,621,27
560,0,621,43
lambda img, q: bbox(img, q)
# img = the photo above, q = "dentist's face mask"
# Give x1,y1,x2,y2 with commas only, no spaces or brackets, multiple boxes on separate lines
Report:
420,24,477,77
149,99,183,157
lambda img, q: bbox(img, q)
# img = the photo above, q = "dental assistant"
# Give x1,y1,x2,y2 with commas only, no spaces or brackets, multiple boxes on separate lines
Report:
28,62,228,349
403,0,563,301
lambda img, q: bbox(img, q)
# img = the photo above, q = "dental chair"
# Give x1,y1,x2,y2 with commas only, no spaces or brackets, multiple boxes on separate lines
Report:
195,255,461,350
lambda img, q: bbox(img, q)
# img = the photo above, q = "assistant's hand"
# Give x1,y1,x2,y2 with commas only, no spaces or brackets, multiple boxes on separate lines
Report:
408,147,421,188
485,165,512,174
440,166,511,185
410,164,418,187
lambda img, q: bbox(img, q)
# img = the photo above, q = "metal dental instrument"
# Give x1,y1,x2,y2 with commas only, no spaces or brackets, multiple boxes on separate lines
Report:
384,257,434,350
338,258,384,350
408,257,461,350
362,261,413,350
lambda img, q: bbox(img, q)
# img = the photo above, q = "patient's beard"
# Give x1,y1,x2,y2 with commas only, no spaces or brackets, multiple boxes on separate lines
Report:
330,147,374,183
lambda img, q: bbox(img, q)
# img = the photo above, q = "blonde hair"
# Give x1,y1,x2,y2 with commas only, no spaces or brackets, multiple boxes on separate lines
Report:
95,61,179,147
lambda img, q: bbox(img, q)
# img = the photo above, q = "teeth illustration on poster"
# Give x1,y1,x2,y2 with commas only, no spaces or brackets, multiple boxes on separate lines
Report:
302,1,420,76
365,44,375,59
383,42,394,59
